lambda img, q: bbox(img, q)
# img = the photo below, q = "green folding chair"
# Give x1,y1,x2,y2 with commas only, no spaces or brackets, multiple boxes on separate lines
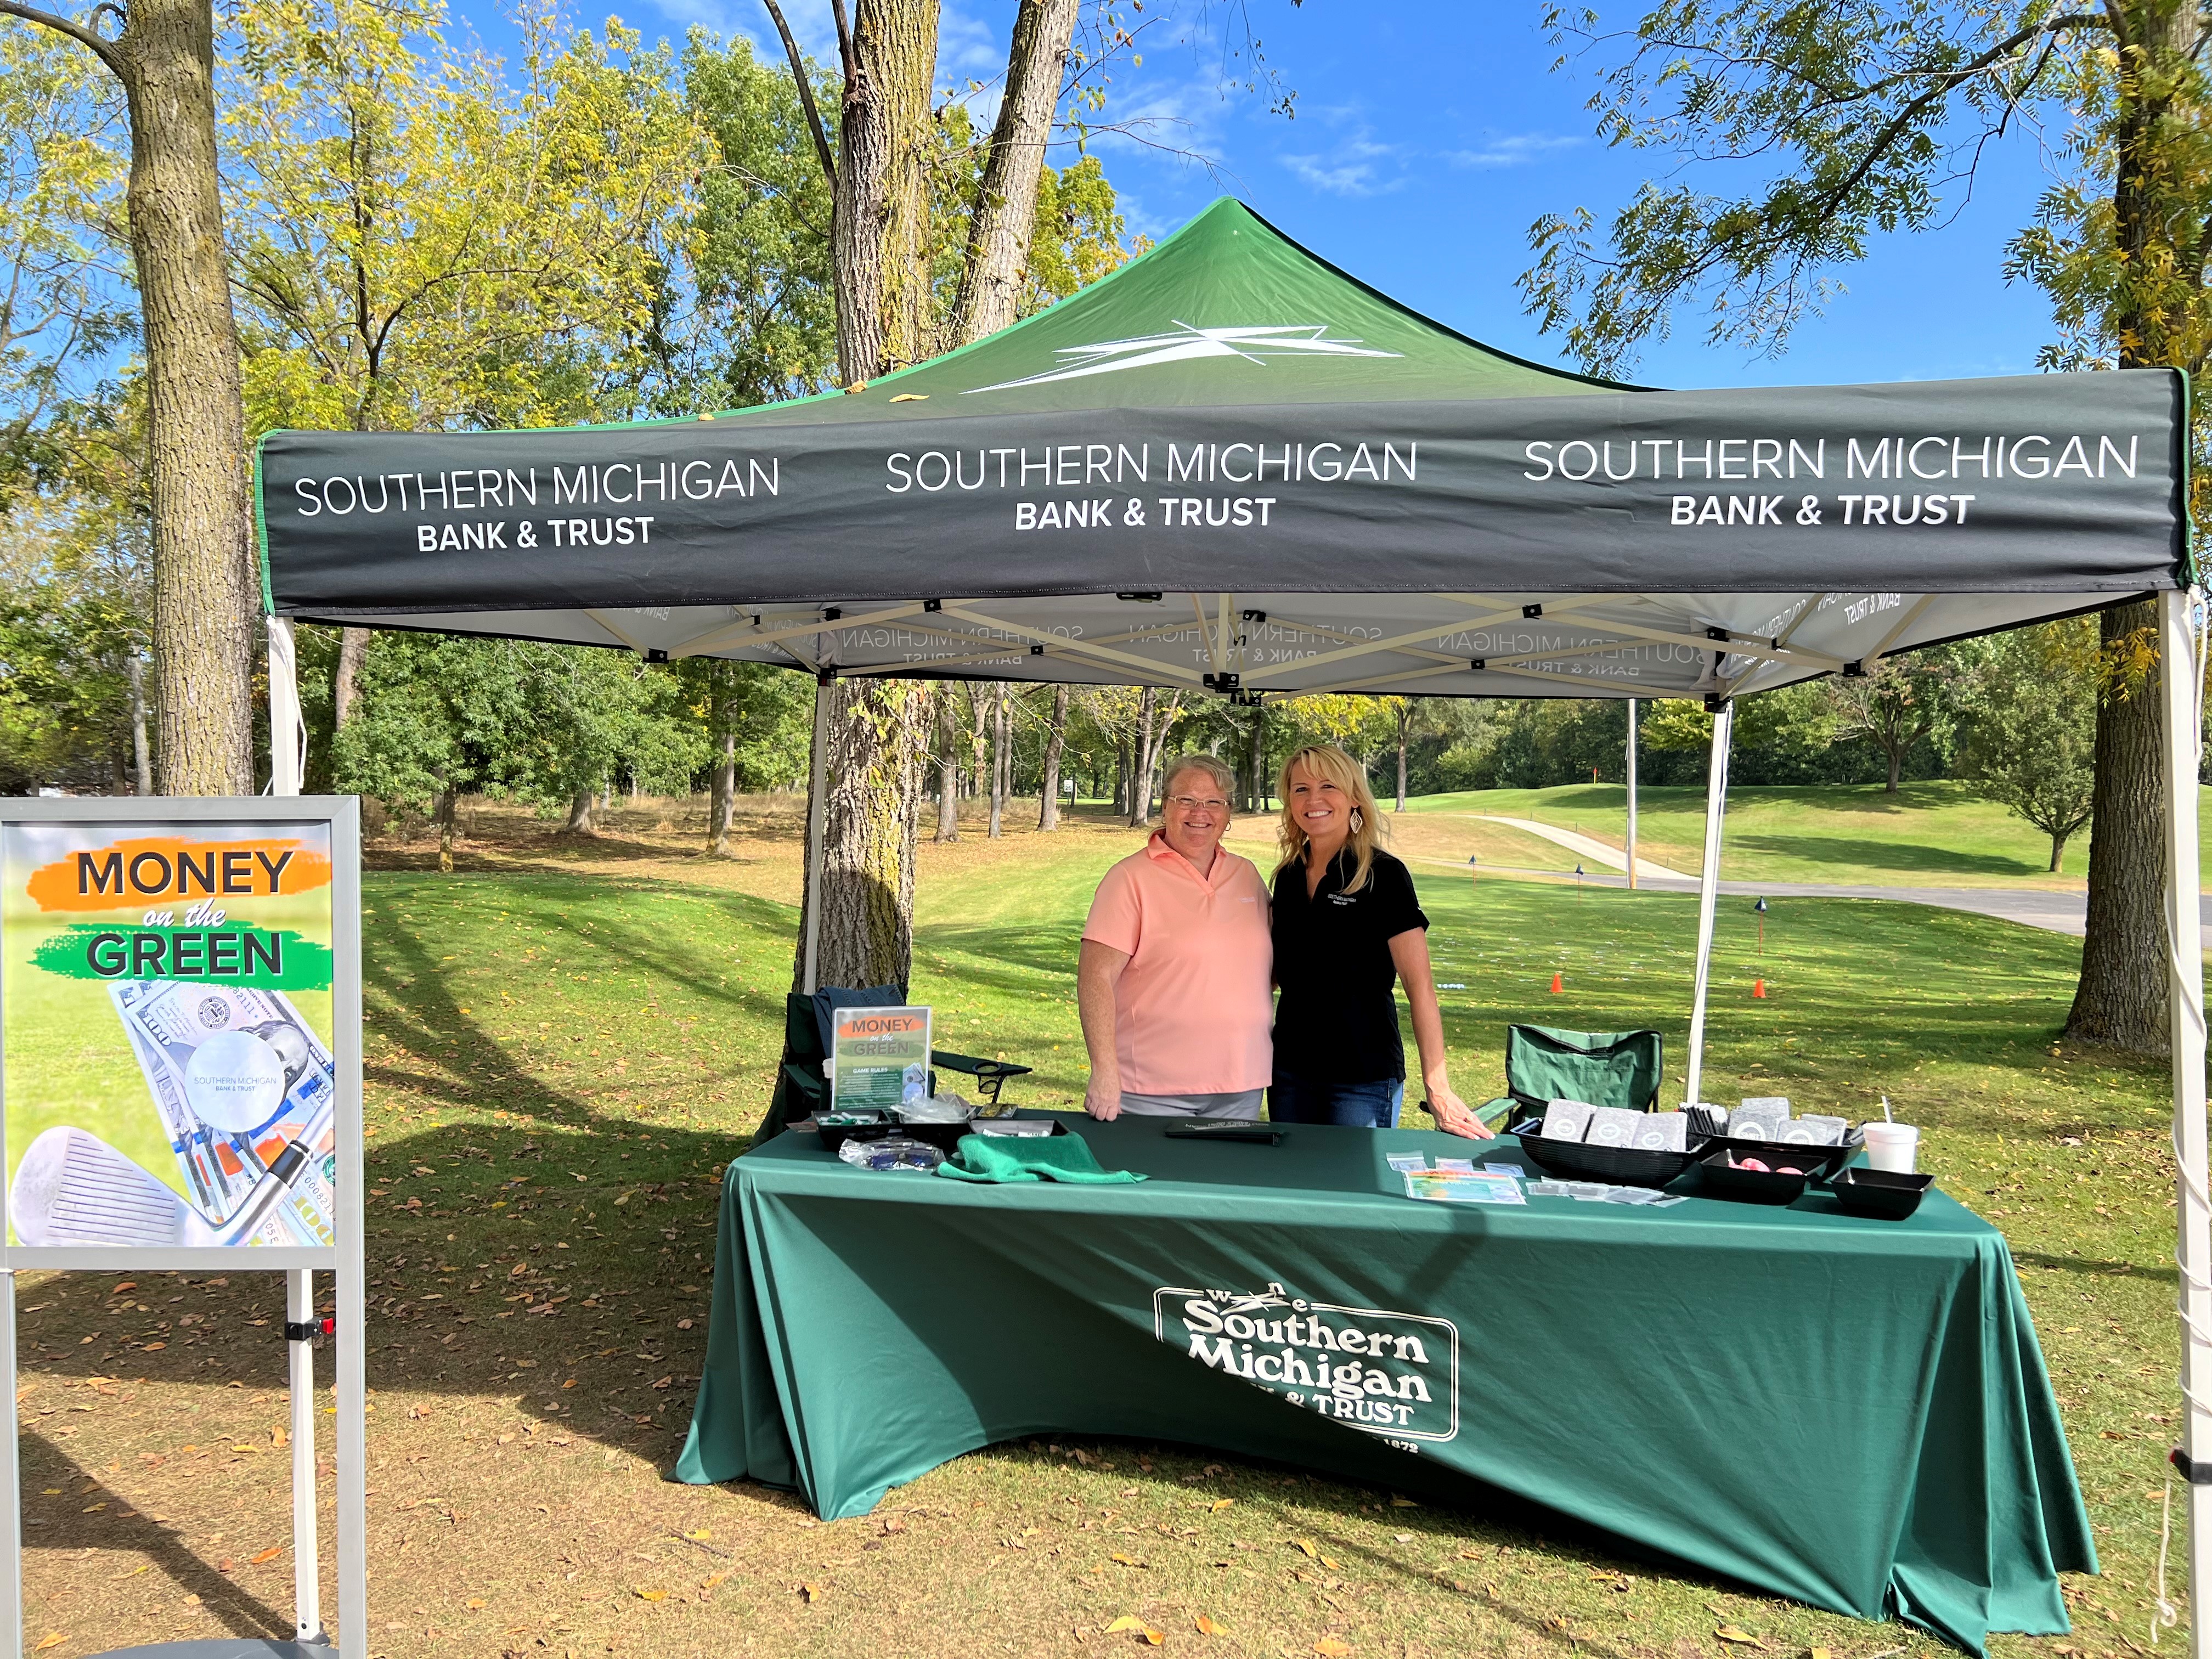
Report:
1473,1024,1664,1132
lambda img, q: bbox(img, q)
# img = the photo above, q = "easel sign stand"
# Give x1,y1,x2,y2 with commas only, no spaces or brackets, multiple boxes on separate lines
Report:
0,797,368,1658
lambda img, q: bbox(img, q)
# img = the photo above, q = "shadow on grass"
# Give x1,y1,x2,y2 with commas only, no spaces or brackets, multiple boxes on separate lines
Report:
1728,832,2044,881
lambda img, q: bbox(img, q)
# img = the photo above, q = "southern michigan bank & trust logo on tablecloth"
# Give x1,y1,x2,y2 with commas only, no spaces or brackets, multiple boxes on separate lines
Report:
1153,1280,1458,1451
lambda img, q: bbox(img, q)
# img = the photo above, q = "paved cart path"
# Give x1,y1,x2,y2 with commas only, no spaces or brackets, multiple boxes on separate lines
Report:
1461,814,1691,880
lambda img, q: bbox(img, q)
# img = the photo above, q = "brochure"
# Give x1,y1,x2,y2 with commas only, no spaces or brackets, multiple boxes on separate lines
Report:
830,1005,932,1113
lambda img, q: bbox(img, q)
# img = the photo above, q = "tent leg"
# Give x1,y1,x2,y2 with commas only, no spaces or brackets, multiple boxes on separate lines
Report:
1683,701,1734,1107
268,617,304,797
287,1268,326,1643
800,676,832,996
2160,589,2211,1657
1626,698,1639,891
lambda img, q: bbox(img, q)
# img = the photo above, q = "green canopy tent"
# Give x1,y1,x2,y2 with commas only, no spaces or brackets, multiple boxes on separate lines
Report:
252,198,2209,1651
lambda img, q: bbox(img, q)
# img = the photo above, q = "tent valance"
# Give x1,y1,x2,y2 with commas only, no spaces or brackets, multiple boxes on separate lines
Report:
252,199,2187,704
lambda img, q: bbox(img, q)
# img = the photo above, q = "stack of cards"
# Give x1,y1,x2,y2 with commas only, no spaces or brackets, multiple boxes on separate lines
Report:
1584,1106,1644,1147
1541,1099,1595,1140
1404,1170,1526,1205
1627,1112,1689,1151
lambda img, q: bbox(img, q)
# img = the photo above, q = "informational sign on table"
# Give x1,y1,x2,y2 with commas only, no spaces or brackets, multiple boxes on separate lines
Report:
0,816,340,1250
830,1006,932,1112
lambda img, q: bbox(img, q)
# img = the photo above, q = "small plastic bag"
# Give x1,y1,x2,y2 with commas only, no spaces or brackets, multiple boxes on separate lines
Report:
837,1134,944,1172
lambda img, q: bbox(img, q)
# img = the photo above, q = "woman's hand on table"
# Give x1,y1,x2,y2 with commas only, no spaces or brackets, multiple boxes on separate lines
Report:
1426,1085,1493,1139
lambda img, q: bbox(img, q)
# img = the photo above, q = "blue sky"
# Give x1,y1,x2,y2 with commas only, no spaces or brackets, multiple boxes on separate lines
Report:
452,0,2068,391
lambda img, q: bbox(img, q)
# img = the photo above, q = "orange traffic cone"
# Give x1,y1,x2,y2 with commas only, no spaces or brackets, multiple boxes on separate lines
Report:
1752,978,1768,998
1550,972,1564,994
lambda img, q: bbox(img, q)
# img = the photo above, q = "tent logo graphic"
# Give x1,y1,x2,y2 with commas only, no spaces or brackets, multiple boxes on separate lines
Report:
964,321,1400,393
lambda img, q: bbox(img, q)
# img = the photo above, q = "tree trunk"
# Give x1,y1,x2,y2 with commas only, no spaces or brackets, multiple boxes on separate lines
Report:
334,626,368,727
947,0,1081,344
24,0,261,795
833,0,939,382
1248,702,1267,812
126,652,153,795
1885,740,1901,793
565,791,596,836
1128,687,1157,827
709,662,736,856
436,786,459,873
2064,5,2201,1053
935,681,961,842
968,685,987,798
794,678,927,994
2066,597,2168,1051
2049,831,2067,875
1037,683,1068,830
1396,707,1410,811
989,682,1008,838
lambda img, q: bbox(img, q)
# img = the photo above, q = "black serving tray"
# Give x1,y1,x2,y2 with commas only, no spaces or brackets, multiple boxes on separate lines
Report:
1827,1166,1932,1221
1512,1133,1702,1190
1695,1147,1812,1205
1697,1135,1861,1180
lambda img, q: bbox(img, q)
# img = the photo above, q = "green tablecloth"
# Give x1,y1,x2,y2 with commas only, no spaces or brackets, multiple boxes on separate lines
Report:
675,1115,2091,1653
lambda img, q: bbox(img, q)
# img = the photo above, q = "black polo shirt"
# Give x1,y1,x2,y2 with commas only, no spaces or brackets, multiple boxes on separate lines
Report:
1270,846,1429,1084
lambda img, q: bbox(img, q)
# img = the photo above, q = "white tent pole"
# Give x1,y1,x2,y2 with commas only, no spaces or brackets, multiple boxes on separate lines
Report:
267,617,305,797
1683,700,1734,1107
287,1269,325,1643
2158,588,2211,1657
800,676,832,996
1626,698,1639,892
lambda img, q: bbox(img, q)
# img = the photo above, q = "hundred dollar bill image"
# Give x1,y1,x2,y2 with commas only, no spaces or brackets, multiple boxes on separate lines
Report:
1,818,338,1250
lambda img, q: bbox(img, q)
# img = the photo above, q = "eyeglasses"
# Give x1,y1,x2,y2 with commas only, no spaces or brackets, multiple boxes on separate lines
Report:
1166,795,1230,812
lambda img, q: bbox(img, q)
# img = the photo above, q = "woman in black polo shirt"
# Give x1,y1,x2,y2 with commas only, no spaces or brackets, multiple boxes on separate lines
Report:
1267,744,1490,1138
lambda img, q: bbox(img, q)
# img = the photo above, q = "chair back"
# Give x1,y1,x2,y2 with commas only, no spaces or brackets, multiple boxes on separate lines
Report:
1503,1024,1664,1119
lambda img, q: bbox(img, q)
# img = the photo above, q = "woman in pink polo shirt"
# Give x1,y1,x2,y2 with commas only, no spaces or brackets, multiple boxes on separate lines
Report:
1077,754,1273,1119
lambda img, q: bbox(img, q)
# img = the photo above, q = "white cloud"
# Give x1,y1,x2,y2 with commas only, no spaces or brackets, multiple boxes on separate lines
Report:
1445,133,1583,170
1282,135,1401,198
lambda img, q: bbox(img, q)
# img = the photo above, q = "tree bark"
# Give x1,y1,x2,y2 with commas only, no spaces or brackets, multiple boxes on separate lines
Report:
794,678,927,994
436,786,459,873
948,0,1081,344
989,682,1008,837
709,662,736,855
1247,701,1267,812
2050,831,2068,875
334,627,368,727
935,681,961,841
1037,682,1069,829
1128,686,1157,828
833,0,939,383
2063,4,2202,1053
2,0,257,794
1886,740,1901,793
1396,704,1410,811
2066,597,2168,1051
565,791,596,836
127,652,153,795
968,685,987,798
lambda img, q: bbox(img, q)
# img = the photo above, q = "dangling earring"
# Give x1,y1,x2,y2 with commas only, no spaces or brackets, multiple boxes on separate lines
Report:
1349,807,1364,833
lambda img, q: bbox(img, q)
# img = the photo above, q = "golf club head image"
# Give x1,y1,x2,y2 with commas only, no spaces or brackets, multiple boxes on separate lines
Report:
10,1125,216,1248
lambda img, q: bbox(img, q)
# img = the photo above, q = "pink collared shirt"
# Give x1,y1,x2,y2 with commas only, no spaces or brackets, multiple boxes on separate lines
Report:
1081,831,1273,1094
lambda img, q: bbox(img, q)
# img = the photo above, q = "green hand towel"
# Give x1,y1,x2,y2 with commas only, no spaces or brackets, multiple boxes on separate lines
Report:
935,1131,1146,1184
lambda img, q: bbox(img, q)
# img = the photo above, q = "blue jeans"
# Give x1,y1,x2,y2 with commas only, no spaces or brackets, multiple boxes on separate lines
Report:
1268,1070,1405,1129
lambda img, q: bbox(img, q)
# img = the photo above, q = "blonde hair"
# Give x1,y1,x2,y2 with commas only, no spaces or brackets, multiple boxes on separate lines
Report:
1274,744,1384,894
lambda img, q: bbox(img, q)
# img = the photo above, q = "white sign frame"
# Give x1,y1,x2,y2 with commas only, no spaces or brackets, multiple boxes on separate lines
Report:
0,796,365,1657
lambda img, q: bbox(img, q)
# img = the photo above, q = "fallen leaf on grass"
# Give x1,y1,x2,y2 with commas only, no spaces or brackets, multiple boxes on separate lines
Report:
699,1573,729,1591
634,1588,666,1602
1715,1627,1765,1647
682,1529,712,1542
1109,1552,1146,1567
799,1583,823,1603
1210,1498,1233,1512
32,1633,61,1651
1195,1613,1222,1634
249,1547,283,1565
1314,1641,1352,1657
271,1426,288,1447
1321,1555,1340,1571
465,1599,487,1610
1291,1538,1318,1559
1105,1616,1164,1645
1390,1496,1418,1507
1811,1649,1831,1659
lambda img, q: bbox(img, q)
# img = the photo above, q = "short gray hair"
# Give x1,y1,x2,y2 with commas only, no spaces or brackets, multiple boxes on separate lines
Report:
1161,753,1236,802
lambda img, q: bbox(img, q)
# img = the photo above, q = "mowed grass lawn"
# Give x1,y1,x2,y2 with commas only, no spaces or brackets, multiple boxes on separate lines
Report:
1402,780,2212,889
8,797,2186,1659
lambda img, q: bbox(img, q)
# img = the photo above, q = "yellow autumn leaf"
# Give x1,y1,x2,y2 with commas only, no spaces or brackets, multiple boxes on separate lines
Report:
250,1547,282,1564
32,1635,61,1653
633,1588,666,1602
799,1582,823,1603
1142,1633,1164,1648
700,1572,729,1590
1109,1551,1144,1566
683,1528,712,1541
1714,1626,1764,1647
1810,1649,1831,1659
1106,1617,1148,1633
1292,1537,1318,1559
465,1598,487,1610
1195,1613,1222,1634
1321,1555,1340,1571
1314,1641,1353,1657
1210,1498,1234,1511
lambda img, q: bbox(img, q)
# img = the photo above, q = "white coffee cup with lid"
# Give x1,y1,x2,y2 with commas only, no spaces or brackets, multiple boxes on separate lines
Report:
1860,1121,1920,1174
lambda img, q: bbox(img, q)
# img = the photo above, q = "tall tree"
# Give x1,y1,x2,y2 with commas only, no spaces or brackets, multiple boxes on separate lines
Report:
1037,681,1070,829
1960,620,2099,872
0,0,255,793
1822,648,1973,793
1521,1,2207,1053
